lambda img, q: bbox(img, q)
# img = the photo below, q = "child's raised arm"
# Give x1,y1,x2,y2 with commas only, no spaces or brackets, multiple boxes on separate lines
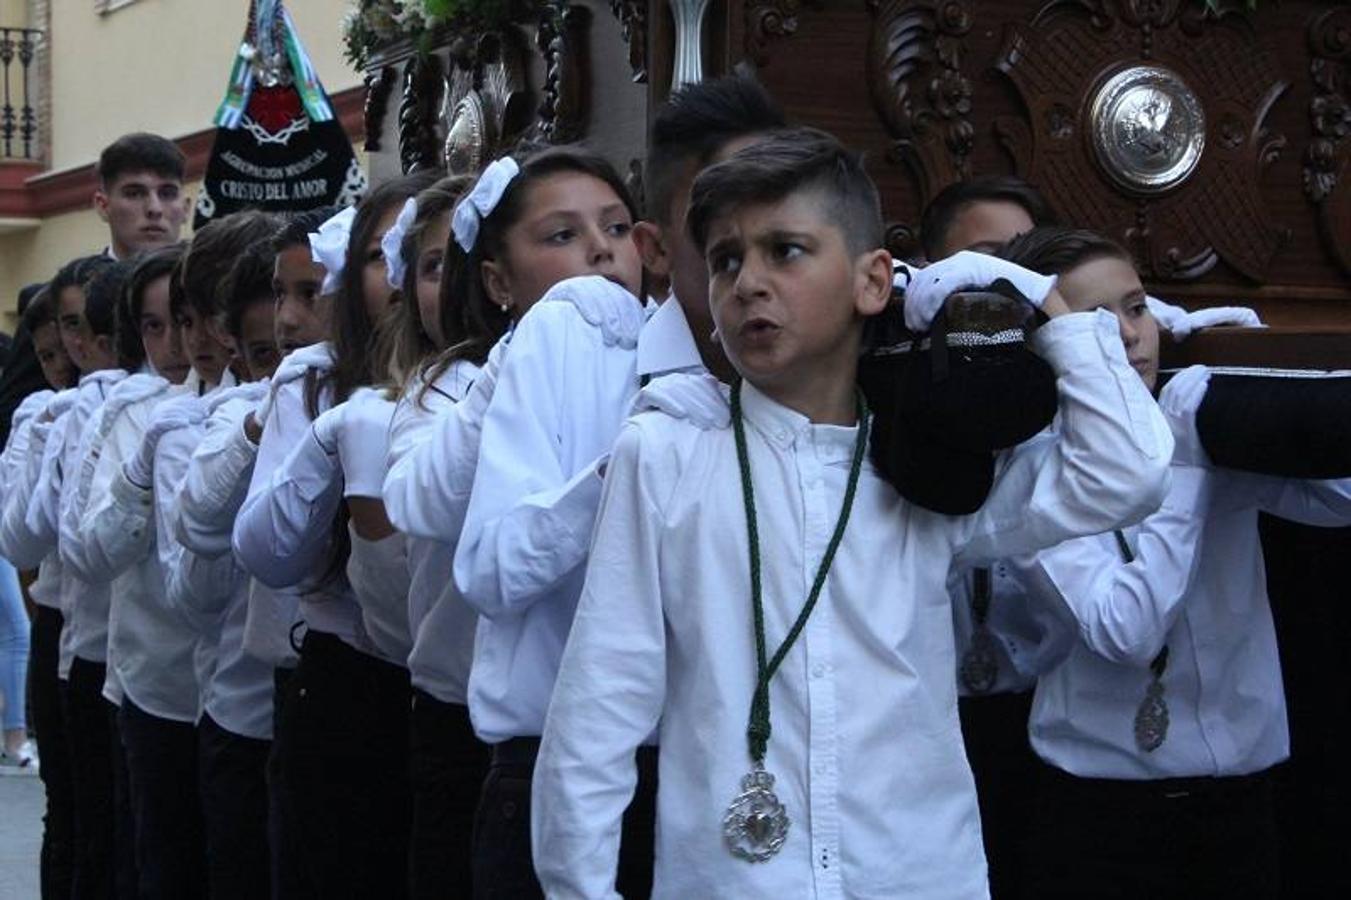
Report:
955,308,1173,565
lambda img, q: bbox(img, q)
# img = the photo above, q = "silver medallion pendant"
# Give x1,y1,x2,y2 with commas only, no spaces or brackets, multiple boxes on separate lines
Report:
723,766,790,862
1134,679,1170,752
960,628,999,695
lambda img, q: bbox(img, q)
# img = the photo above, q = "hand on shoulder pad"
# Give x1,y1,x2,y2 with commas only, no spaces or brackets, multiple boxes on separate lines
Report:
632,373,729,430
1159,364,1212,467
538,274,646,349
900,251,1057,332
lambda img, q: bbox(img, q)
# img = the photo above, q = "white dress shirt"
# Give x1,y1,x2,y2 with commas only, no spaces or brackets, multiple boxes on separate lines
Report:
0,393,65,618
78,383,215,720
455,294,704,743
170,390,276,738
235,369,369,654
532,309,1172,900
1021,465,1351,780
949,559,1074,697
0,391,62,575
46,370,127,670
387,359,480,704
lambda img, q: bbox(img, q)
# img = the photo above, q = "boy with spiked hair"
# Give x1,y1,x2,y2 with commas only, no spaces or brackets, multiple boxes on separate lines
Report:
531,128,1173,898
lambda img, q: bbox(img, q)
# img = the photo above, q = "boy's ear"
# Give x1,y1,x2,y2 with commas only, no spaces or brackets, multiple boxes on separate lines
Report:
480,259,513,311
633,221,672,278
93,190,111,224
855,248,893,318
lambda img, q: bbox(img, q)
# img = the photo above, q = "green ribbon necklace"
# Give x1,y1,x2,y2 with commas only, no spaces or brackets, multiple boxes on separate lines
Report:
721,379,870,862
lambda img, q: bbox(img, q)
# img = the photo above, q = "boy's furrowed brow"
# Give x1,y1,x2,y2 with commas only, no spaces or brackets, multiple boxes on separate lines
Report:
705,233,742,260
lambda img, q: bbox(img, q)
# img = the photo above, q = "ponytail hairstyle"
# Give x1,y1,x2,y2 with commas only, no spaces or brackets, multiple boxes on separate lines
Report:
429,142,639,385
374,174,475,400
85,259,141,370
308,169,442,418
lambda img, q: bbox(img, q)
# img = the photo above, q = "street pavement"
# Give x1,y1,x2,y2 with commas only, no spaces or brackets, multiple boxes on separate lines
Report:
0,771,41,900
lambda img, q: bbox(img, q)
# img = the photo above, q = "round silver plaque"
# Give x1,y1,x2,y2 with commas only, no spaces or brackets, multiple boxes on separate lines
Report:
1091,65,1206,194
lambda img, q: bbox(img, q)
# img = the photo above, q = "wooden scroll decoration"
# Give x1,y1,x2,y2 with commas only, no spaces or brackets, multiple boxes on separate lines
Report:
993,0,1289,283
610,0,648,82
398,53,446,173
745,1,823,67
867,0,977,213
1304,5,1351,276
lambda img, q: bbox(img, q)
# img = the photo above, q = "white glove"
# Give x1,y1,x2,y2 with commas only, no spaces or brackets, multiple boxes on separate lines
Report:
338,390,396,498
40,390,77,423
539,274,647,349
899,251,1058,332
1158,364,1212,467
123,394,206,489
1147,296,1262,341
97,374,169,441
206,379,269,417
254,342,334,434
632,373,729,430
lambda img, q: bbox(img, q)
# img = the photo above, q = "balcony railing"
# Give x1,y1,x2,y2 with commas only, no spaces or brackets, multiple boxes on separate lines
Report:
1,27,41,161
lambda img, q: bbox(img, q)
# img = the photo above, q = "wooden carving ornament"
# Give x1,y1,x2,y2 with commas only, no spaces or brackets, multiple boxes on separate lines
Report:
398,53,445,173
440,29,531,175
992,0,1288,283
1303,5,1351,275
535,1,591,144
363,65,395,153
745,1,823,67
609,0,647,82
866,0,976,207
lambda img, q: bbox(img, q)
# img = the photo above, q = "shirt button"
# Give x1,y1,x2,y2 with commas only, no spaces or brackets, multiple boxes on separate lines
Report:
811,663,828,679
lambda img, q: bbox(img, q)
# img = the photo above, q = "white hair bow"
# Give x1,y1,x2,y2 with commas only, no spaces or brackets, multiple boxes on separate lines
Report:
309,206,357,296
452,157,521,253
382,197,419,290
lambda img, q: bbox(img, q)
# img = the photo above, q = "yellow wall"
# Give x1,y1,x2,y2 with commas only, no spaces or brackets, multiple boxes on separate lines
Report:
0,0,31,27
47,0,361,173
1,0,364,326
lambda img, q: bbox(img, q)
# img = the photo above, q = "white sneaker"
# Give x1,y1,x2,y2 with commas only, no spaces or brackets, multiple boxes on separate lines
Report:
0,739,39,775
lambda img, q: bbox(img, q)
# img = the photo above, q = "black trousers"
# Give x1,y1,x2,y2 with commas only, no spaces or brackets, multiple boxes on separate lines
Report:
273,631,412,900
118,698,206,899
408,690,490,900
1023,760,1280,900
471,739,658,900
198,711,270,900
64,657,137,900
30,606,73,900
958,690,1037,900
267,666,314,900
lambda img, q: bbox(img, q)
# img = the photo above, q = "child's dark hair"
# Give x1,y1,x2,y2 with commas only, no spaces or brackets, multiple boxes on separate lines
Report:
96,133,185,187
919,175,1059,261
84,260,140,369
647,71,786,224
220,237,279,343
124,243,186,329
380,174,475,400
687,126,884,256
19,285,56,334
181,210,282,319
50,254,117,305
310,170,442,418
435,143,638,379
272,206,341,254
996,226,1131,277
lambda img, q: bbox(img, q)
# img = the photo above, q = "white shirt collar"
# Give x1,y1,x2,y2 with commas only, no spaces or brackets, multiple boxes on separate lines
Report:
738,379,860,460
636,297,703,378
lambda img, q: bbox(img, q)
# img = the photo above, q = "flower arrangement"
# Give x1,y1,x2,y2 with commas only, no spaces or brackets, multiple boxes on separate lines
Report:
341,0,529,68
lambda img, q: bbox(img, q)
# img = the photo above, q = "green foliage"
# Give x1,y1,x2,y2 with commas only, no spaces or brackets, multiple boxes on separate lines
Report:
341,0,535,69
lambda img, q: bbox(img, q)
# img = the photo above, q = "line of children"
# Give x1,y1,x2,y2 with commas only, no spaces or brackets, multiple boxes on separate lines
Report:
10,76,1333,900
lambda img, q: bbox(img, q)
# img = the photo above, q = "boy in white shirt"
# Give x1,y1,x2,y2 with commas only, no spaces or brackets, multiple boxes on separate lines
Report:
532,128,1173,899
997,227,1351,900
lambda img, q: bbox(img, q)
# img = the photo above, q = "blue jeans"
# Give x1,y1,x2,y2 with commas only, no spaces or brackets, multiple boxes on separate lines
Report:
0,557,29,732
